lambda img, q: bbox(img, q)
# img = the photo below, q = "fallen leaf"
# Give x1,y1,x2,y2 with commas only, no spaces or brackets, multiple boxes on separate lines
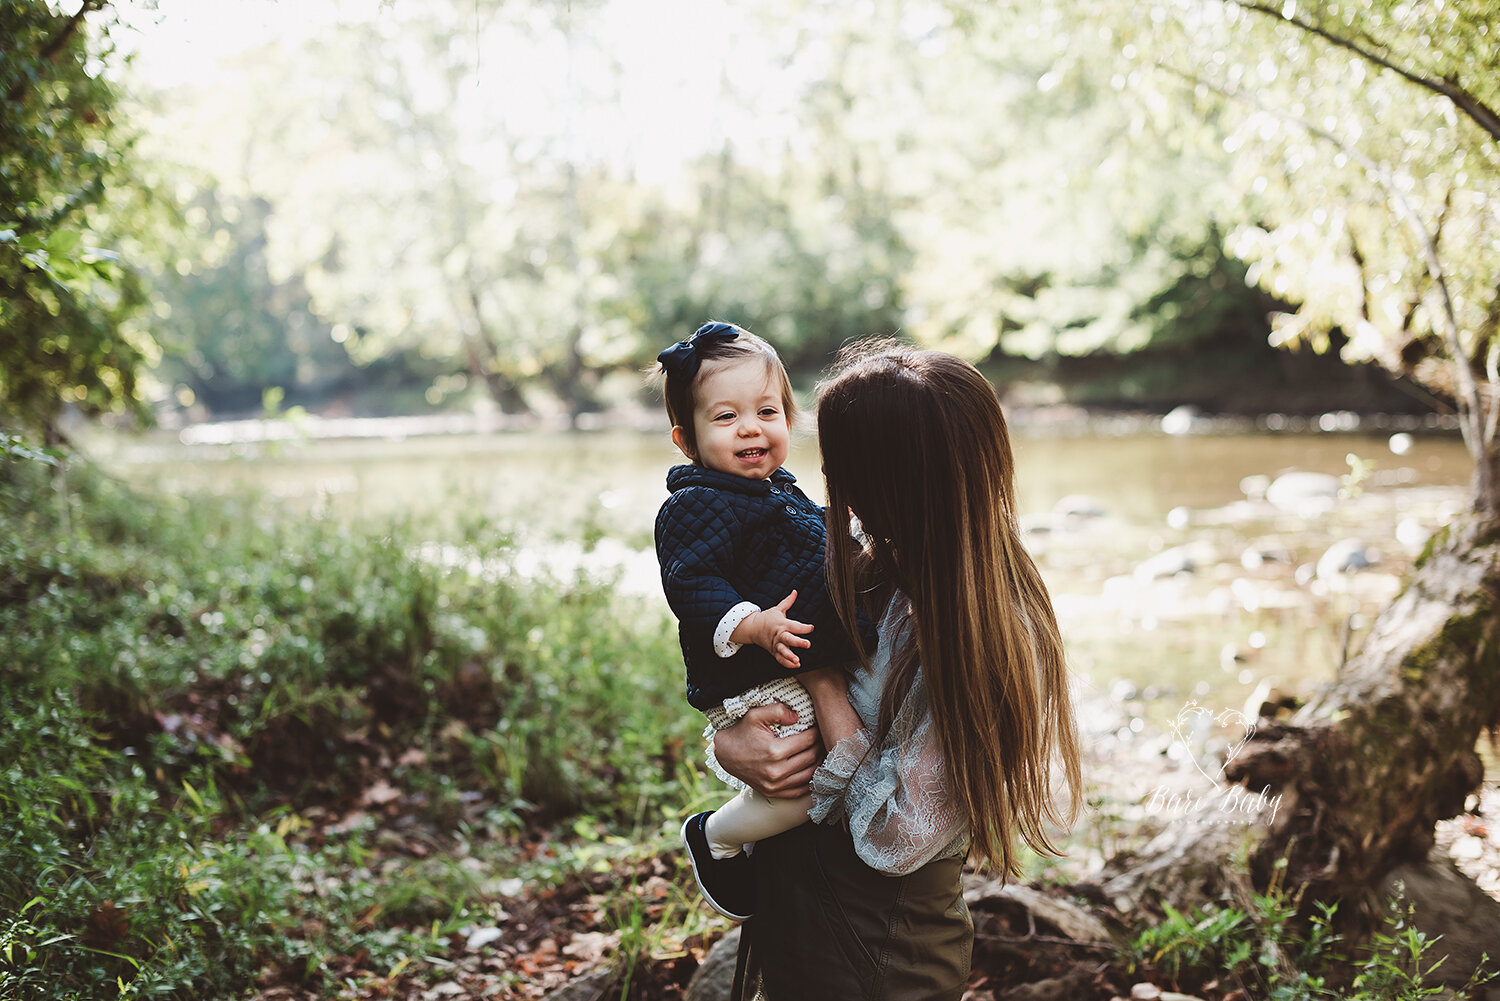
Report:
561,930,618,963
325,810,373,835
360,779,402,806
466,927,504,951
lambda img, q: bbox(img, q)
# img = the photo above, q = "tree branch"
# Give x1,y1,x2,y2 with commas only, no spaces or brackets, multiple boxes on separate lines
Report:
1171,66,1492,502
1229,0,1500,143
5,1,108,106
1346,226,1371,326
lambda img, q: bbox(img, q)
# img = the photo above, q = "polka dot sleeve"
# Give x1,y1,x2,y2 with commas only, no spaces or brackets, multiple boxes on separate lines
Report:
713,601,761,658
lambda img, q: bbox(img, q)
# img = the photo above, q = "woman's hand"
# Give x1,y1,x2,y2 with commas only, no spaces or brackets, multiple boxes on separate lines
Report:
732,590,814,669
713,703,823,799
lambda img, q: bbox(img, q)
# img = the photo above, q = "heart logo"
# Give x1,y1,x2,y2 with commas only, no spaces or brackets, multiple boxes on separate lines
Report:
1167,699,1257,787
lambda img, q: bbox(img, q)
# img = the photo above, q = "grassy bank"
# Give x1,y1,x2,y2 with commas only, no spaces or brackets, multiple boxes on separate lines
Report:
1,451,711,999
4,441,1493,1000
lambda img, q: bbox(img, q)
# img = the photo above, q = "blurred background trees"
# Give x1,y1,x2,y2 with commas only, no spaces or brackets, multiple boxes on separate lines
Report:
4,0,1492,434
1097,0,1499,505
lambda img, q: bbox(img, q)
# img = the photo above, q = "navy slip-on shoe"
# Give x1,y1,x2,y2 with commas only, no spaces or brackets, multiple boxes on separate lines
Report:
680,811,755,921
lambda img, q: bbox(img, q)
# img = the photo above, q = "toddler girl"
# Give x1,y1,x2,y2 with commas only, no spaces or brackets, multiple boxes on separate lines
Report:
654,321,873,921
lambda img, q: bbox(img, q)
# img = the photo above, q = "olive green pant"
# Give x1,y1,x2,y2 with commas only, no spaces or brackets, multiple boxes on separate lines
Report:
735,820,972,1001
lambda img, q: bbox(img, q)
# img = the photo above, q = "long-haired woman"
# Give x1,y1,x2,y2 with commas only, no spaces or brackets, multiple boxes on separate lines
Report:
713,342,1083,1000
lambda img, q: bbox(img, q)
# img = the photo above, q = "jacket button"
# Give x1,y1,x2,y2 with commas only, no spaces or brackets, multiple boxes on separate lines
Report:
785,504,797,515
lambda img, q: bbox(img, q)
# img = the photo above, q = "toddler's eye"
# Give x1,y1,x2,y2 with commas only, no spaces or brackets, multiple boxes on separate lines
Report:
713,411,735,422
759,407,780,418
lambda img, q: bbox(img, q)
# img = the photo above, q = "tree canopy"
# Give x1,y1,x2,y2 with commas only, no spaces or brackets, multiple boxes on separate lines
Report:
124,0,1296,421
1092,0,1499,499
0,0,155,444
6,0,1490,435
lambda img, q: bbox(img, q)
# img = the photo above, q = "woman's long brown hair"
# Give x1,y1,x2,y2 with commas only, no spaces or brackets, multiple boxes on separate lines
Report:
817,342,1082,879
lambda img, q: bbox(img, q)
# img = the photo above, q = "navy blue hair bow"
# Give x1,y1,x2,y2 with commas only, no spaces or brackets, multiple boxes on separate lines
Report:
658,322,739,381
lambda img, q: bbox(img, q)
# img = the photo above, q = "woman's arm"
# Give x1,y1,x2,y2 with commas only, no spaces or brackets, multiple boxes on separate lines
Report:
711,703,823,799
798,666,860,745
812,671,968,875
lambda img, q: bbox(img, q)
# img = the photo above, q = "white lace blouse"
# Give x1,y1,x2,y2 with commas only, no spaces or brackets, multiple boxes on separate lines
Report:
808,595,969,874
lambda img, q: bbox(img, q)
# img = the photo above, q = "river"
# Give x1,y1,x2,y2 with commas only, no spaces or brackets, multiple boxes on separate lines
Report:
78,415,1471,542
80,415,1474,736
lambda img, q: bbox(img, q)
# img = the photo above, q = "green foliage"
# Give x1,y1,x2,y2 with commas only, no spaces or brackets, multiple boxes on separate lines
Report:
1,431,61,466
147,192,377,417
1132,891,1497,1000
16,0,1466,428
1091,0,1500,443
144,0,914,417
1136,900,1256,982
126,0,1280,421
0,0,155,441
0,456,695,997
613,155,911,383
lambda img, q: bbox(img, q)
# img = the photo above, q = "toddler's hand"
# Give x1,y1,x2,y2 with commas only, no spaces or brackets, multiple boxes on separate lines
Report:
735,590,813,669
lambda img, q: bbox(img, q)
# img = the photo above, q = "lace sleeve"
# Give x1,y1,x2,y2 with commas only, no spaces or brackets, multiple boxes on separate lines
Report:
809,672,968,875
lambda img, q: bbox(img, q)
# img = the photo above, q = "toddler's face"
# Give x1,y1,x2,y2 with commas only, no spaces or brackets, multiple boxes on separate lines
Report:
675,358,790,480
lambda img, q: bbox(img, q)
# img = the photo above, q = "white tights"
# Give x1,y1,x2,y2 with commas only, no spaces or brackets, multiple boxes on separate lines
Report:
704,787,814,859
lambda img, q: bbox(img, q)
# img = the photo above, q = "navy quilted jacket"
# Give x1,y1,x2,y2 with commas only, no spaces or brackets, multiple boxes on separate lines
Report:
655,464,876,712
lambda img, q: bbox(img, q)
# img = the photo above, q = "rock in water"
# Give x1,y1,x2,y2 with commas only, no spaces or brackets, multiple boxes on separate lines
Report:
1316,538,1376,579
1265,471,1340,515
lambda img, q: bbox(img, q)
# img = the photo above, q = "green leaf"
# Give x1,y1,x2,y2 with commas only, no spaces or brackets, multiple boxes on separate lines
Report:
46,230,82,256
1,435,62,467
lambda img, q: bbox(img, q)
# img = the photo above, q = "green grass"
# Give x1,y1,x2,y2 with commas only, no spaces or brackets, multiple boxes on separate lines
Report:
1130,887,1497,999
0,451,698,998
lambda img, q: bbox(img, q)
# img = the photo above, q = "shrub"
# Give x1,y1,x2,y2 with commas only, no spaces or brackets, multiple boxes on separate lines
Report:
0,447,695,997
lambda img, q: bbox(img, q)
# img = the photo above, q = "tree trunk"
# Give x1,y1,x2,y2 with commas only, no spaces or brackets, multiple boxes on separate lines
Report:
477,364,531,417
459,326,530,416
1224,515,1500,915
546,332,600,428
1103,513,1500,981
460,344,529,415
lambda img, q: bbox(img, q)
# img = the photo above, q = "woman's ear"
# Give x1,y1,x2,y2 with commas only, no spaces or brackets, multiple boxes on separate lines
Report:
670,425,696,462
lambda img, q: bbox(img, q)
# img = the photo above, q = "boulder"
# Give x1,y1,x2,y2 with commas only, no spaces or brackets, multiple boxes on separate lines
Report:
684,927,740,1001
